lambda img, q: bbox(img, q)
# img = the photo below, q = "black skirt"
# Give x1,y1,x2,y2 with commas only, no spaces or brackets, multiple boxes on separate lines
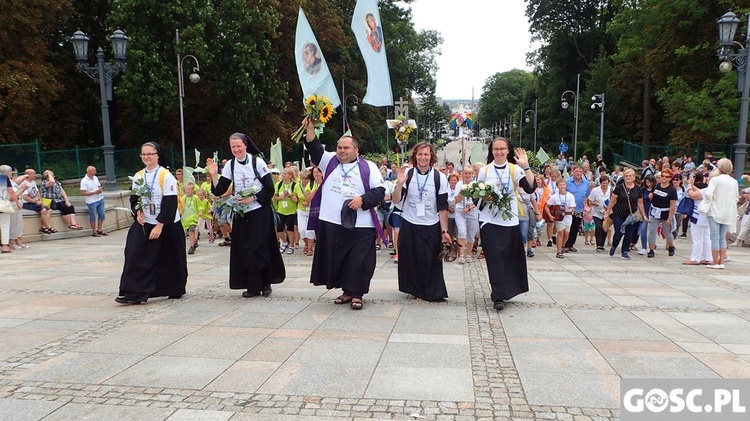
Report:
229,205,286,291
119,221,188,301
480,223,529,302
310,220,376,298
397,220,448,301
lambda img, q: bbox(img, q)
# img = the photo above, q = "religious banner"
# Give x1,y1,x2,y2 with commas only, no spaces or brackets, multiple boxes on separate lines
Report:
351,0,393,106
295,8,341,108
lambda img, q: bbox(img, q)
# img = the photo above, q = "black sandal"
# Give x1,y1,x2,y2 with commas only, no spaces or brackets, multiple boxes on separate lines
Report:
350,299,363,310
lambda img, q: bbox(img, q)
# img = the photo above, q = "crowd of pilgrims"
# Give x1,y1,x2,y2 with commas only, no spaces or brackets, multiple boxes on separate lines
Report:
115,134,750,310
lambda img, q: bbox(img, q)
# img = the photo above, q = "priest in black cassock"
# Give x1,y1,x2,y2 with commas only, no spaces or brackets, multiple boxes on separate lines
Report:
207,133,285,297
117,141,187,304
303,118,386,310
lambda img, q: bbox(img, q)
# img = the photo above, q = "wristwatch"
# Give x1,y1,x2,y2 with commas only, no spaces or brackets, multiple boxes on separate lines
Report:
441,230,449,234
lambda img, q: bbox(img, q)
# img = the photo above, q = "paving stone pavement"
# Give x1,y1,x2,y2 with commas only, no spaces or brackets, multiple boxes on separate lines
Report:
0,229,749,420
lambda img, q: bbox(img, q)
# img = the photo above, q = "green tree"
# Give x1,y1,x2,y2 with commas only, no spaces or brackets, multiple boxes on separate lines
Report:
0,0,71,144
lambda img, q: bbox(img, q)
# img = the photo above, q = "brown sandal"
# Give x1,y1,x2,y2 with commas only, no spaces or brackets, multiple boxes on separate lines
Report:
350,299,363,310
334,294,353,304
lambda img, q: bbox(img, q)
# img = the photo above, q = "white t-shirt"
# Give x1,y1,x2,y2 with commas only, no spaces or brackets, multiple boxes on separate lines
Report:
447,182,460,219
132,167,180,225
80,175,104,204
476,163,526,227
548,191,576,226
21,180,40,203
454,180,479,219
400,168,449,226
220,156,269,214
318,154,384,228
587,186,611,219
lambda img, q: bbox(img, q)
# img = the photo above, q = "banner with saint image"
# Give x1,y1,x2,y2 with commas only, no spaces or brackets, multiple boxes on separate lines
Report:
351,0,393,106
295,8,341,108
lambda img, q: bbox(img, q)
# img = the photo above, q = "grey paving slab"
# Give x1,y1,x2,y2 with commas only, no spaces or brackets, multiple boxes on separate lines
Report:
378,342,471,369
156,326,266,359
256,362,375,398
211,310,295,329
508,337,615,375
241,337,305,363
11,351,144,383
204,360,280,392
165,409,234,421
633,311,712,343
74,323,199,355
104,355,234,389
285,338,386,367
392,316,468,335
499,307,585,338
592,339,719,378
0,398,64,421
518,370,621,408
565,309,668,341
668,312,750,344
365,366,474,401
40,402,174,420
388,332,468,344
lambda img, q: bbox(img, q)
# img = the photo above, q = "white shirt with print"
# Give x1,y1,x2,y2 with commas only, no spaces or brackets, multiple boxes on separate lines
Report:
318,153,384,228
132,167,180,224
221,156,269,214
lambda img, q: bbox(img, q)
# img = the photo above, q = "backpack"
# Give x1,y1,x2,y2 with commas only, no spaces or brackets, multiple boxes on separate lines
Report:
400,168,441,205
136,167,185,214
276,181,297,194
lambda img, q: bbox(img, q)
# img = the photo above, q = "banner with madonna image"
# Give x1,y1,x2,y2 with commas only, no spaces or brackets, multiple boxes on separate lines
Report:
295,8,341,108
351,0,393,106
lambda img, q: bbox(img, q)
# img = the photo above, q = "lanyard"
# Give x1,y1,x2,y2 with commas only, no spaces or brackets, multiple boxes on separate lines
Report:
145,166,160,197
494,166,509,193
416,168,431,201
340,162,357,179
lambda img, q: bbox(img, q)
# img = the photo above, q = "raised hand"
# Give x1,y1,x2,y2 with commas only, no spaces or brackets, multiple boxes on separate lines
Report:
206,158,219,177
515,148,529,168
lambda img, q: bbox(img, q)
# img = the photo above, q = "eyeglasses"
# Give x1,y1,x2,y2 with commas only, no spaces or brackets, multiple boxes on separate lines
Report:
493,147,509,152
140,153,158,157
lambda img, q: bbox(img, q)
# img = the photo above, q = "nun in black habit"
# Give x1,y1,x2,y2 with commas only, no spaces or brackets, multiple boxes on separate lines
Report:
117,141,188,304
476,138,536,310
207,133,285,297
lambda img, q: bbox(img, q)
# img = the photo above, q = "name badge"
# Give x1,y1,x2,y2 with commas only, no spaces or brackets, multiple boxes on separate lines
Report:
149,203,156,214
416,202,426,217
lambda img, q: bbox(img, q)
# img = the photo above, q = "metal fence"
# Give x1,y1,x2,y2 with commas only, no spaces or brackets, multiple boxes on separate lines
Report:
0,140,234,180
620,141,735,166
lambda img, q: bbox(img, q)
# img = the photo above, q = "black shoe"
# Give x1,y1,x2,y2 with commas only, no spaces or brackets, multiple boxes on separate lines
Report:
609,247,616,257
647,250,655,258
547,240,552,247
668,246,675,256
551,236,556,245
242,290,260,298
261,286,272,297
115,296,142,305
493,301,505,310
679,233,687,238
168,295,183,299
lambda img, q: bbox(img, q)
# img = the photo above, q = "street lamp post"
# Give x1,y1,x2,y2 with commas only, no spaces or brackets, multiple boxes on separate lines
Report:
591,94,605,157
560,73,580,160
70,29,128,191
176,29,201,169
524,104,538,152
717,11,750,179
341,80,359,134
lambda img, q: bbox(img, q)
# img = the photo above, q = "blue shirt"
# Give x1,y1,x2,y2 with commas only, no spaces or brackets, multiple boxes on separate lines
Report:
566,177,590,212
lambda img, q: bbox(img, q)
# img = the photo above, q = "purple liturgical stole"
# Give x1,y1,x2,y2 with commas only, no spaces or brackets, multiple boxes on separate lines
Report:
307,156,388,246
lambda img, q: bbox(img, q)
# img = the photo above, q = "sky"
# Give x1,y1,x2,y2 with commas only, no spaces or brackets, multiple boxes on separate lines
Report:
407,0,535,100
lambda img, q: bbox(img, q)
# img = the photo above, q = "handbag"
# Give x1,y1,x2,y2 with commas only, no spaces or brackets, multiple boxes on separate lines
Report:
603,215,613,232
624,185,643,222
0,199,15,213
676,197,694,215
697,196,711,214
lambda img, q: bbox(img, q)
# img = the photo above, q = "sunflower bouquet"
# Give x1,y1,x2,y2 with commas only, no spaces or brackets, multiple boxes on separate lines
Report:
390,115,414,142
291,94,336,143
460,181,515,220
